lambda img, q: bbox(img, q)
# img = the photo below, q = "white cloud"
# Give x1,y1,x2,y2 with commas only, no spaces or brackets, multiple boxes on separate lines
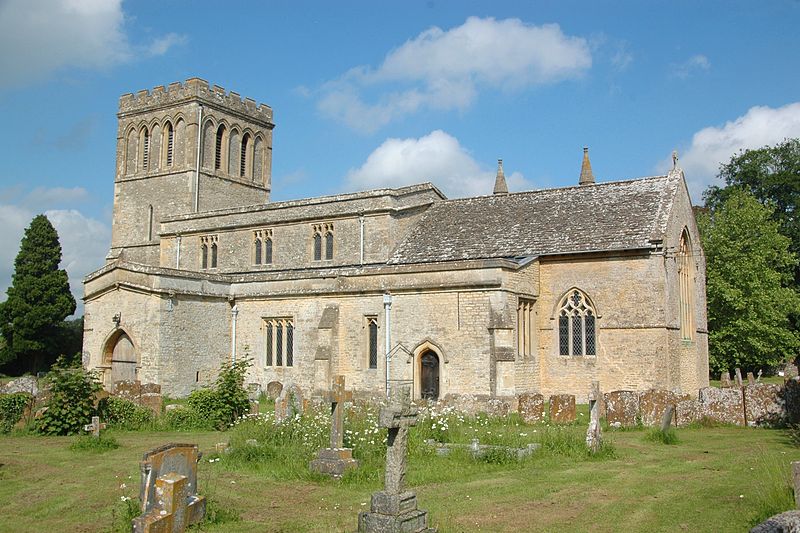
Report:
670,54,710,79
345,130,529,197
665,102,800,202
0,0,185,89
319,17,592,132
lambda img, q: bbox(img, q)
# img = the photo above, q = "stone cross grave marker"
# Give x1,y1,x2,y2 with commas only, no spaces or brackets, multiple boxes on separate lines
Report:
358,386,436,533
735,368,744,387
585,381,602,453
83,416,107,438
132,443,206,533
309,375,358,476
793,461,800,509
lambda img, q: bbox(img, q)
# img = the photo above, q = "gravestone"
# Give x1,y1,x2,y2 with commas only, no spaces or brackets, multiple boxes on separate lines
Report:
639,389,677,427
604,391,639,427
744,383,784,427
698,387,745,425
266,380,283,399
133,443,206,533
310,375,359,476
274,383,304,423
517,393,545,424
83,416,107,438
735,368,743,387
548,394,576,423
720,370,732,388
747,372,756,385
585,381,602,453
358,386,436,533
660,405,675,432
675,395,700,426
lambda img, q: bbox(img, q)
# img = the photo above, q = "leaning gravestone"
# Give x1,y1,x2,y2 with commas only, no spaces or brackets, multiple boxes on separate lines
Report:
660,405,675,432
132,443,206,533
274,383,304,423
585,381,602,453
310,375,359,476
266,380,283,399
358,386,436,533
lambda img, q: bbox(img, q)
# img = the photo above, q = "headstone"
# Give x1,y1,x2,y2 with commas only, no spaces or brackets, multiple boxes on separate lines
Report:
310,376,359,476
639,389,677,427
747,372,756,385
517,393,545,424
246,383,261,401
548,394,576,423
660,405,675,432
585,381,602,453
735,368,743,387
720,370,732,388
358,386,436,533
274,383,304,423
604,391,639,427
793,462,800,510
133,443,205,533
83,416,107,438
266,381,283,399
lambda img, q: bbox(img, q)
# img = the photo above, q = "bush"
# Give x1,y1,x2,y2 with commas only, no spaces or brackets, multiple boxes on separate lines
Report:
98,397,153,431
36,356,101,435
185,359,252,430
69,433,120,452
0,392,32,433
163,406,213,431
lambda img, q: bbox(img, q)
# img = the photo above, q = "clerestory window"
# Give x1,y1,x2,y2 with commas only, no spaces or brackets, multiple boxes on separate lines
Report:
558,289,596,356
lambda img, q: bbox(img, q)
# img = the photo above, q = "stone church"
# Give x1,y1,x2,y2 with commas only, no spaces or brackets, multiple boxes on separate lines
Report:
82,79,709,400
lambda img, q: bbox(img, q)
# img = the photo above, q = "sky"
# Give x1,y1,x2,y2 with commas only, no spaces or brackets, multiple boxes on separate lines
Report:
0,0,799,316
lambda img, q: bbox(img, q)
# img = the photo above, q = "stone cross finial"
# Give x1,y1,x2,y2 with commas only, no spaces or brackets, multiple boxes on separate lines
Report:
326,375,353,449
493,158,509,195
84,416,107,438
379,386,418,495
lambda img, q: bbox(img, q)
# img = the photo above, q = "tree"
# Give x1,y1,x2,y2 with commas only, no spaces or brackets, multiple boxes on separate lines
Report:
0,215,76,372
697,189,800,373
705,138,800,283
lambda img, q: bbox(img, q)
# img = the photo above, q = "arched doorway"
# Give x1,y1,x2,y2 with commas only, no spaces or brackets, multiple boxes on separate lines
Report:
420,350,440,400
106,332,137,386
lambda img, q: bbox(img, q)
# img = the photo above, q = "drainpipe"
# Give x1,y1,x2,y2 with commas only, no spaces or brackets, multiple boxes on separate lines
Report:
383,293,392,397
230,304,239,363
194,105,203,212
175,235,181,268
359,215,365,265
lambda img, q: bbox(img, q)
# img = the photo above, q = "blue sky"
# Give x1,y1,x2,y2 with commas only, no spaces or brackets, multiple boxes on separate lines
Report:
1,0,799,314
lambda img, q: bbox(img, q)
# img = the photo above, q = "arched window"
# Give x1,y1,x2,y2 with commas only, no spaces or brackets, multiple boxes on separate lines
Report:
214,125,226,170
325,231,334,260
264,237,273,264
202,121,215,168
211,242,218,268
558,289,596,356
313,232,322,261
141,127,150,171
240,133,250,178
164,121,174,167
147,205,154,241
125,128,137,175
201,242,208,269
254,236,262,264
253,136,264,182
228,129,240,176
150,124,160,171
678,229,694,340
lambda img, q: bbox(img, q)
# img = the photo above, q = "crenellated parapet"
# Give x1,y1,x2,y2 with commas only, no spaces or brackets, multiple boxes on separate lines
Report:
119,78,274,126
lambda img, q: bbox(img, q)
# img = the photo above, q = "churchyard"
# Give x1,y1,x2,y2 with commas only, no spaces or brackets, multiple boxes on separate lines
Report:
1,386,798,532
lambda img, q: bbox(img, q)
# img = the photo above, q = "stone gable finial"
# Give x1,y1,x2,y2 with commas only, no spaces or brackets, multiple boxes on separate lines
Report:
493,158,509,195
672,150,679,169
579,147,595,186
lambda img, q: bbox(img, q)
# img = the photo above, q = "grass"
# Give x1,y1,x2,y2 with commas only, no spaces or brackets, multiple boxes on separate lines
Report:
0,416,798,532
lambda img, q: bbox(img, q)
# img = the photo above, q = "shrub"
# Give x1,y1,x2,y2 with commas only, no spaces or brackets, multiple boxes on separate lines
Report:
163,406,213,431
98,397,153,431
36,356,101,435
0,392,32,433
186,358,252,430
69,433,120,452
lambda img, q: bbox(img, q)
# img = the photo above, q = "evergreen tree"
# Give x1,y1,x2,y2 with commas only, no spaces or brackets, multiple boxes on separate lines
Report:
697,189,800,373
0,215,76,372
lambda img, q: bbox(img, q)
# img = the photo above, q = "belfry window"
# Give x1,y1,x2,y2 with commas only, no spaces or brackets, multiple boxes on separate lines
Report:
214,125,225,170
165,122,174,167
678,229,695,340
142,127,150,171
240,133,250,177
265,318,294,367
557,289,597,356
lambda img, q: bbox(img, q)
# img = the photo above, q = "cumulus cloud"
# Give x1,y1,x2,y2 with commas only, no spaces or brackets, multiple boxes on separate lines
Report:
319,17,592,132
345,130,529,197
670,54,710,79
0,0,186,89
665,102,800,202
0,187,110,316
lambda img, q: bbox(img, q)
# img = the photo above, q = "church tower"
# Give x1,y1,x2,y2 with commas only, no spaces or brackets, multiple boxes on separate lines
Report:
109,78,275,264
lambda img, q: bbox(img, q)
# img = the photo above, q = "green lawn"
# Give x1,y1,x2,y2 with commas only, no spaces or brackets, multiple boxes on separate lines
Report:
0,423,797,532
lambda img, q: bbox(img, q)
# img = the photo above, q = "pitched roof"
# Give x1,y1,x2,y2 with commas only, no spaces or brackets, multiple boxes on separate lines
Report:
388,174,682,265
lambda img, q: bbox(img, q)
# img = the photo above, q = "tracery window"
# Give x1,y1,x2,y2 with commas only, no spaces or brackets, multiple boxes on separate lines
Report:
200,235,218,269
312,223,334,261
517,298,534,357
366,316,378,369
265,318,294,367
678,229,694,340
558,289,596,356
253,229,273,265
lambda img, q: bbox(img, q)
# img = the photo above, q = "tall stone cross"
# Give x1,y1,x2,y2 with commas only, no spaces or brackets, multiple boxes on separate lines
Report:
84,416,107,438
327,375,353,449
379,386,418,495
586,381,602,453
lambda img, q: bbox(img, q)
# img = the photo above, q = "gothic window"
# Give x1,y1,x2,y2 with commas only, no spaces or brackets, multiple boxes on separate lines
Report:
253,135,264,183
228,129,240,176
211,242,218,268
147,205,154,241
214,125,225,170
517,298,534,357
265,318,294,367
165,121,174,167
367,316,378,369
150,124,160,171
200,235,218,269
678,229,694,340
312,224,334,261
141,127,150,171
557,289,597,356
240,133,250,178
325,230,334,260
125,128,137,175
313,231,322,261
253,229,273,265
265,236,273,264
201,242,208,269
254,236,262,265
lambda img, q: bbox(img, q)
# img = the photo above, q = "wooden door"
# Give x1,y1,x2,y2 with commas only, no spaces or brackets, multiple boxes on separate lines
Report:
110,333,137,386
420,351,439,400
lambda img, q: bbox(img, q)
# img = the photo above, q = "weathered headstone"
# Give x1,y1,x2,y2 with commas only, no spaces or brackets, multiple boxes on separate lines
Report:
675,395,700,427
274,383,304,423
133,443,205,533
266,380,283,399
747,372,756,385
639,389,677,427
698,387,745,425
358,386,435,533
517,393,545,424
744,383,784,427
310,375,359,476
548,394,576,423
660,405,675,432
720,370,732,388
793,461,800,510
83,416,107,438
604,390,639,427
735,368,743,387
585,381,602,453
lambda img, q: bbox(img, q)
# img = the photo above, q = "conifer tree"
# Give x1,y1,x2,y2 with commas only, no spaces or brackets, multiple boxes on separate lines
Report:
0,214,76,372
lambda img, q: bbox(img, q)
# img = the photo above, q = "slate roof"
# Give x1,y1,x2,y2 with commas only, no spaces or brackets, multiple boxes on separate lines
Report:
388,174,683,265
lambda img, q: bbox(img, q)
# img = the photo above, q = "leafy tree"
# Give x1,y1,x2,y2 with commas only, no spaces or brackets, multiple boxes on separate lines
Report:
36,356,101,436
697,189,800,373
0,215,76,372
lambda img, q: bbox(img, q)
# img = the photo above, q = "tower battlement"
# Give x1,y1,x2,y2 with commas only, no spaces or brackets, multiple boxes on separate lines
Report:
119,78,274,125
